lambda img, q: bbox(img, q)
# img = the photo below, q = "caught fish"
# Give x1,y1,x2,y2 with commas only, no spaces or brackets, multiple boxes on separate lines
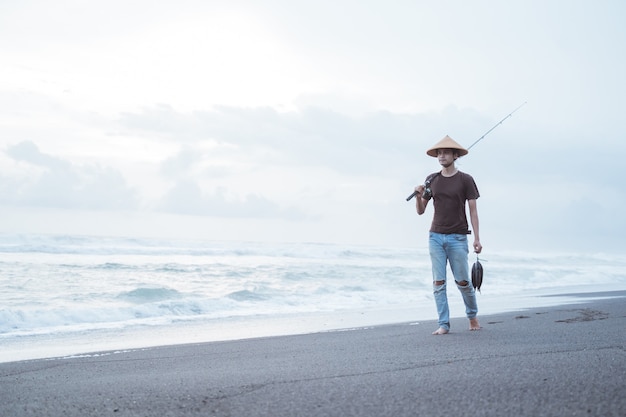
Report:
472,258,483,293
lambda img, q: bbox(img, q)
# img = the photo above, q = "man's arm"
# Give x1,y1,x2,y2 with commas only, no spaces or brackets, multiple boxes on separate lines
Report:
415,185,428,215
468,199,482,253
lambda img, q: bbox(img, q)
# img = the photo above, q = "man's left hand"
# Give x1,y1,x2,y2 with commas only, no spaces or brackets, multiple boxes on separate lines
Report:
473,241,483,254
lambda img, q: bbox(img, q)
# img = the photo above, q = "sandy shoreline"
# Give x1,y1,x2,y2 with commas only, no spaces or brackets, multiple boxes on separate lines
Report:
1,290,624,416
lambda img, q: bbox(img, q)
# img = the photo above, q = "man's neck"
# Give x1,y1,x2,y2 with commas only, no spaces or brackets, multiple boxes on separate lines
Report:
440,164,458,177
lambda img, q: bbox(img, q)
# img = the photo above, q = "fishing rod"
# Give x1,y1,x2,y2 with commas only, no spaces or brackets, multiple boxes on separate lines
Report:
406,102,526,202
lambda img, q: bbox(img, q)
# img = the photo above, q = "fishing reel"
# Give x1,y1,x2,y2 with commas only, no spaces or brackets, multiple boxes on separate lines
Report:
421,179,434,201
421,172,441,201
405,172,440,202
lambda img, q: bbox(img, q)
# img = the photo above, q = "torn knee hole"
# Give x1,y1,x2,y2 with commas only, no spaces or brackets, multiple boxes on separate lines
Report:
456,280,469,286
434,280,445,286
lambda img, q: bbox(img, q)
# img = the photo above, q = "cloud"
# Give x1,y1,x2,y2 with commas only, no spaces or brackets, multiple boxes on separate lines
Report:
6,140,68,169
117,103,493,179
2,141,138,210
159,146,206,179
2,99,624,251
157,180,306,220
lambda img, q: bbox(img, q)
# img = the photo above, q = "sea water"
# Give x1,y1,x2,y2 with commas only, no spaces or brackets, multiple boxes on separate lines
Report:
1,234,625,362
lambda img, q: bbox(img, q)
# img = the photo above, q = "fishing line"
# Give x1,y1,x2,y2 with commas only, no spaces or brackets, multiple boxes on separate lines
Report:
464,101,527,153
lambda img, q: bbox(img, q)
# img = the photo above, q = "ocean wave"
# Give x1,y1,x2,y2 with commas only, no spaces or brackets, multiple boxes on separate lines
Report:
227,289,271,302
117,287,184,303
98,262,140,270
2,233,626,341
0,297,227,336
0,233,421,261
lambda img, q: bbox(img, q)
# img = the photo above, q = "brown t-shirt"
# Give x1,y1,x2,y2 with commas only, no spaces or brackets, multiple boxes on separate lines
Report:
428,171,480,235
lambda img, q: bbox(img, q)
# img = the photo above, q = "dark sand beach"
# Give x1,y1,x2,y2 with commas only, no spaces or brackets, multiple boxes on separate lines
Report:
1,291,624,417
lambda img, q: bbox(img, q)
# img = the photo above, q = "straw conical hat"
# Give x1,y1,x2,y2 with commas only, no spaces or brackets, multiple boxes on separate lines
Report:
426,135,468,157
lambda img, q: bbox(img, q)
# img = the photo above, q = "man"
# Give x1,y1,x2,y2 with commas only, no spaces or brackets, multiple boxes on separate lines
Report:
414,135,482,335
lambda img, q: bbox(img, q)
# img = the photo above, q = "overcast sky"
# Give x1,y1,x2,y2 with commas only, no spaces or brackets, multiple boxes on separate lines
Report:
1,0,625,253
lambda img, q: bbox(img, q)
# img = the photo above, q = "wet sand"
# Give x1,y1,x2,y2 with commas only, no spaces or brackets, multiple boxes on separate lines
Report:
1,291,624,417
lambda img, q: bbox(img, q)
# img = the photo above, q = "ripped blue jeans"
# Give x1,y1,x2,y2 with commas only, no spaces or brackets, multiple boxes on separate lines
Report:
429,232,478,330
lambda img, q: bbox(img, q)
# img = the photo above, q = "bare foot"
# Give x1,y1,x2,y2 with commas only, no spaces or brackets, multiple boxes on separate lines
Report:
432,327,449,335
469,318,481,331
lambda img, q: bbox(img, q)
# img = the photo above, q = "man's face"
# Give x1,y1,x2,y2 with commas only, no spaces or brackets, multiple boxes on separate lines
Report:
436,148,456,167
